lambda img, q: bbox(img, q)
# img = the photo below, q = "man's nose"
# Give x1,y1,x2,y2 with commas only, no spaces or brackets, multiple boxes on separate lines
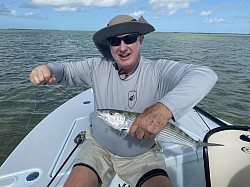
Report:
119,40,128,51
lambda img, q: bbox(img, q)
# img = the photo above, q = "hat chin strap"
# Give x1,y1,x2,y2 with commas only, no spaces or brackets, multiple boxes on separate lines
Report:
118,68,129,80
112,62,119,70
112,62,129,80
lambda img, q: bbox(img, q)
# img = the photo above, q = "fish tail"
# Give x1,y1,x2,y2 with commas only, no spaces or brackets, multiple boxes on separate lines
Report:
155,139,163,152
195,148,200,164
194,142,223,164
119,129,129,139
197,142,224,147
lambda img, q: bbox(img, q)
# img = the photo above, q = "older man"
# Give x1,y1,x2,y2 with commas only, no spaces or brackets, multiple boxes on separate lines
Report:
30,15,217,187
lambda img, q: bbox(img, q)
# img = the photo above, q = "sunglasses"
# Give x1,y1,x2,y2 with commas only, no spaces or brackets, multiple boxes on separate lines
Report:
107,33,140,46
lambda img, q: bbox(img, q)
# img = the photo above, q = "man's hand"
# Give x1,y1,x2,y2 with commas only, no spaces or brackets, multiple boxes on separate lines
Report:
29,65,56,85
129,102,173,139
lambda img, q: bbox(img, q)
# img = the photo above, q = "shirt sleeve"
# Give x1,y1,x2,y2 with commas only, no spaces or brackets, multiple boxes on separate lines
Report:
157,60,218,121
47,58,102,87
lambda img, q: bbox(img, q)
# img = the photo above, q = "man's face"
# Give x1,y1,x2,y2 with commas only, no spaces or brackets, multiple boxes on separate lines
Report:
108,33,144,74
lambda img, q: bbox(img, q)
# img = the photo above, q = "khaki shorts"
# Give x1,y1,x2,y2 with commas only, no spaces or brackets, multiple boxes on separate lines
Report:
74,127,168,187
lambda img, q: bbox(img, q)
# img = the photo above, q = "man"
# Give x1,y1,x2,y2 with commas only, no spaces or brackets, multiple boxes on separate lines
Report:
30,15,218,187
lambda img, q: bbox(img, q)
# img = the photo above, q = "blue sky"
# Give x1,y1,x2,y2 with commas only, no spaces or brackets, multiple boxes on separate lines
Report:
0,0,249,33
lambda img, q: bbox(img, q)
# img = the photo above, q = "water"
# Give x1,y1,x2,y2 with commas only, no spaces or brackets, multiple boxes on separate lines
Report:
0,30,249,165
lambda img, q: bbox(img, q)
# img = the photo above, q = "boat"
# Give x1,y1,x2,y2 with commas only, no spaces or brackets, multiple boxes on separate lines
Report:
0,88,249,187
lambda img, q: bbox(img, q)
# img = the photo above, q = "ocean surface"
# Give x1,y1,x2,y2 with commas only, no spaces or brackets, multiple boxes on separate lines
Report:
0,30,249,165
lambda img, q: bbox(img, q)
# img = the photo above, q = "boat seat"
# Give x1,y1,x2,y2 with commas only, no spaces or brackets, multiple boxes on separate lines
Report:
203,125,250,187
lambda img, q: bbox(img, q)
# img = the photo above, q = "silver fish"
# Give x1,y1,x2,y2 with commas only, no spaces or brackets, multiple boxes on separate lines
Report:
96,109,223,152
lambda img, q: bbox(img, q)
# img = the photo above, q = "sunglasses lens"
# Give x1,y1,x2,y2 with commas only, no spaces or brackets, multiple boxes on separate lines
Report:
107,34,140,46
108,37,121,46
123,34,138,45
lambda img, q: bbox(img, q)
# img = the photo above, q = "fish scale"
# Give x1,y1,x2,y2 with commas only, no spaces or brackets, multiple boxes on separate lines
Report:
156,127,197,151
96,109,223,153
157,124,197,147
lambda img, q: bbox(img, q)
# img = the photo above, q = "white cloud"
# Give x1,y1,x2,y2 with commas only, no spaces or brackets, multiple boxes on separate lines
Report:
10,9,17,16
149,0,198,15
0,3,16,16
185,8,194,14
54,6,79,12
25,11,35,16
204,17,225,24
200,10,212,16
0,3,44,19
130,11,145,18
153,16,160,20
28,0,135,7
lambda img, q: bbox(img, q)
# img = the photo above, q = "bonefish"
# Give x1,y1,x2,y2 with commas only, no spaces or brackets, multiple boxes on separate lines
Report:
96,109,223,152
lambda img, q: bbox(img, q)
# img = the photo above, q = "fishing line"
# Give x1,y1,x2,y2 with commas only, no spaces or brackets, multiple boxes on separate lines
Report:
54,85,74,97
25,85,37,131
25,84,73,131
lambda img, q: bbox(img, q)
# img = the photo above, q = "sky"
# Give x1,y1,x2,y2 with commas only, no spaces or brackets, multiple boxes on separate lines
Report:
0,0,249,34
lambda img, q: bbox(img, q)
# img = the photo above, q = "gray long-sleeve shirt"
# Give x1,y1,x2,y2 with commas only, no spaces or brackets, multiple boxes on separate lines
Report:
48,56,218,156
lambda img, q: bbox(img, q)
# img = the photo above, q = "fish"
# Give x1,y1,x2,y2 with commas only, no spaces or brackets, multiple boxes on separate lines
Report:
96,109,224,153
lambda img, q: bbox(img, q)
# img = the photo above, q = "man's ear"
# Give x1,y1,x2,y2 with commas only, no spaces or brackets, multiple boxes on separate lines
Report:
139,35,144,44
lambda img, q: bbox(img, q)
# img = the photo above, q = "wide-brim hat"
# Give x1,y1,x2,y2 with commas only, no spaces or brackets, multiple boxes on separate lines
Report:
93,15,155,58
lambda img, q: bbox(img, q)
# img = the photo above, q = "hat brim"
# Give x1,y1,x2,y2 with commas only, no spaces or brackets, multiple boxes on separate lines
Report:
93,22,155,58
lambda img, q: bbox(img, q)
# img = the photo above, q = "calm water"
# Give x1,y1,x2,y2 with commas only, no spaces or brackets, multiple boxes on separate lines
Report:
0,30,249,165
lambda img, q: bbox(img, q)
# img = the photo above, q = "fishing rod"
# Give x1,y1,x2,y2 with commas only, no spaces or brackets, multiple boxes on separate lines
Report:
47,131,86,187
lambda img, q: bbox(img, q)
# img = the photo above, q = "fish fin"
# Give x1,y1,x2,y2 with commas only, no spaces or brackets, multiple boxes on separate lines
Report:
195,147,204,166
155,140,163,152
195,148,199,164
197,142,224,147
120,129,129,139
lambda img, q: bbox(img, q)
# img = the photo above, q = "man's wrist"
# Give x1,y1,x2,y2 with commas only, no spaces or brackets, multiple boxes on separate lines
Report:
156,102,173,121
